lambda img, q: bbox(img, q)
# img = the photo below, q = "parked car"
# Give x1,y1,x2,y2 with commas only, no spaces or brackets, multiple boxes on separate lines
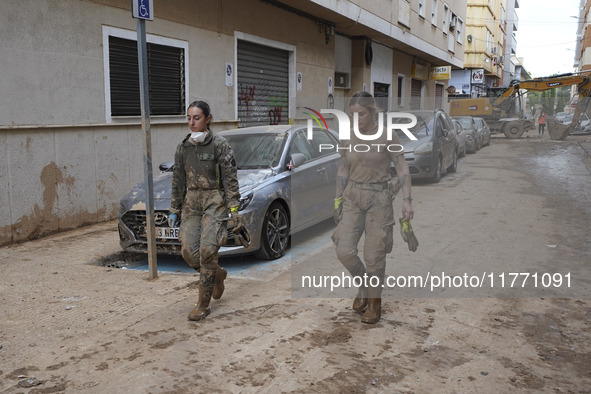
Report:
473,117,491,147
451,118,467,157
118,125,341,260
555,111,569,123
561,112,591,132
452,116,478,154
391,109,458,183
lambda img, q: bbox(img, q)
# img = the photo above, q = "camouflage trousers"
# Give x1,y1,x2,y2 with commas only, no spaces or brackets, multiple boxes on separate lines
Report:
332,181,395,298
179,189,228,272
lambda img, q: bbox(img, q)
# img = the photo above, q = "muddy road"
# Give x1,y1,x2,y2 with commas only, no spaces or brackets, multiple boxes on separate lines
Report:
1,135,590,393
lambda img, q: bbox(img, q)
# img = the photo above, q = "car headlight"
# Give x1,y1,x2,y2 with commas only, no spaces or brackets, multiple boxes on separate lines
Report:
239,190,254,211
413,141,433,155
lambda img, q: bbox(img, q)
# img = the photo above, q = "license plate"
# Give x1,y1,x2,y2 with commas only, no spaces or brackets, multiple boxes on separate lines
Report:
155,227,179,239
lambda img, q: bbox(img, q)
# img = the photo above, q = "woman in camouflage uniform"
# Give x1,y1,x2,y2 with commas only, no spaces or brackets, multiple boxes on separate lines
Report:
333,91,415,324
169,101,242,321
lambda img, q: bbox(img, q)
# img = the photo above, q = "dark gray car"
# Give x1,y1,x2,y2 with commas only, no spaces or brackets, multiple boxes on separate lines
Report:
118,125,341,260
392,109,458,183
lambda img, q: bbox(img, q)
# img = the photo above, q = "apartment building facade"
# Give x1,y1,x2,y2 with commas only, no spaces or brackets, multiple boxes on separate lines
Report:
574,0,590,72
0,0,466,245
449,0,515,96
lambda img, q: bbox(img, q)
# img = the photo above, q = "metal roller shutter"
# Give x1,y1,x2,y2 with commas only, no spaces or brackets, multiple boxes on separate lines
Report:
411,79,422,110
237,40,289,127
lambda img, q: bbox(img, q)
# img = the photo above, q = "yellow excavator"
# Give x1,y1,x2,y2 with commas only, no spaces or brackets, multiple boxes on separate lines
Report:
449,72,591,140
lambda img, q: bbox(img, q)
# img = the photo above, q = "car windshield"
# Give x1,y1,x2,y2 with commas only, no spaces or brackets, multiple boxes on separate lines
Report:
392,112,435,142
224,132,287,169
455,117,473,129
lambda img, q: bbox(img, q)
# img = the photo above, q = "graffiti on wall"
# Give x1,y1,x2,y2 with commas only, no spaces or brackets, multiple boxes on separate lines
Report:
238,85,256,115
268,106,282,125
238,85,287,126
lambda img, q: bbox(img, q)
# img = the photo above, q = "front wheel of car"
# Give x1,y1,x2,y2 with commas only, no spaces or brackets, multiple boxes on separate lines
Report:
448,148,458,173
431,155,442,183
254,202,290,260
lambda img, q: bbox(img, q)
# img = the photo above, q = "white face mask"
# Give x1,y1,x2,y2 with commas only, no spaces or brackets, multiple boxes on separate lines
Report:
190,131,206,143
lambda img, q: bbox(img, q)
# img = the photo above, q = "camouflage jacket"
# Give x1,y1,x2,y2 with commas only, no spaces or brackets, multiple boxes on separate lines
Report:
170,130,240,214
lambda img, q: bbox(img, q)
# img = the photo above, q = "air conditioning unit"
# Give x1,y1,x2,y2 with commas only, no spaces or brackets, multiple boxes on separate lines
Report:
449,15,457,29
498,55,504,64
334,72,350,88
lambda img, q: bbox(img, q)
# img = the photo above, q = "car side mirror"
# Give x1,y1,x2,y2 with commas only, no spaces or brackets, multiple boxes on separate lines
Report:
159,161,174,172
287,153,307,170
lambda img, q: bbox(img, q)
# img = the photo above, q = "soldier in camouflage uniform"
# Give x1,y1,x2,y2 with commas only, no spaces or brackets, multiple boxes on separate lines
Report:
332,91,414,324
169,101,242,321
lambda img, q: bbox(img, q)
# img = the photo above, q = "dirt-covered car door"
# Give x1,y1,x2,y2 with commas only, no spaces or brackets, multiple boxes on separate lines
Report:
288,130,338,231
435,113,456,169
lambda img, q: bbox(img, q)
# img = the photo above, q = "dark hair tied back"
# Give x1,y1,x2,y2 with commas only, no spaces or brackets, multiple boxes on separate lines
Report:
188,100,213,130
348,90,378,114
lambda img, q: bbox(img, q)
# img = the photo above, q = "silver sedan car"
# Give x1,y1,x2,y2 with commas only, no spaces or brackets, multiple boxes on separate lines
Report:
473,117,492,147
118,125,340,260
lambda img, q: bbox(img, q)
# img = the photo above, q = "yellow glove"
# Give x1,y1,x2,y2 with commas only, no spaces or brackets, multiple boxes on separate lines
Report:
399,218,419,252
230,207,243,233
334,197,343,224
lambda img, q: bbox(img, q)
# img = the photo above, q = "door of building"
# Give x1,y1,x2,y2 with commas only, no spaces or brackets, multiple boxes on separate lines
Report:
373,82,390,112
411,79,422,110
435,84,444,109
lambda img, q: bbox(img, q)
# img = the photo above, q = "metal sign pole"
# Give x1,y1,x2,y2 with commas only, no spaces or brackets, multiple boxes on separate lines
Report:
136,17,158,279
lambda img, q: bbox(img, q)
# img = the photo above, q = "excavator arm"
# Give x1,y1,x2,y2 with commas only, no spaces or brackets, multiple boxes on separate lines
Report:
495,73,591,140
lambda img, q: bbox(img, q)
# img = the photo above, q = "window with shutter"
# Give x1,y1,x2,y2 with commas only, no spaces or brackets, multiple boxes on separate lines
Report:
104,27,187,120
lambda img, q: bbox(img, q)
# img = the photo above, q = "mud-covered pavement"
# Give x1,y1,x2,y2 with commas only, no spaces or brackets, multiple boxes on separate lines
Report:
1,135,590,393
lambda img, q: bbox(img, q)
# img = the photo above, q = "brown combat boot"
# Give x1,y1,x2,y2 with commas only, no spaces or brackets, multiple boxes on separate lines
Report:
352,287,368,313
188,285,212,321
361,298,382,324
212,266,227,300
188,269,215,321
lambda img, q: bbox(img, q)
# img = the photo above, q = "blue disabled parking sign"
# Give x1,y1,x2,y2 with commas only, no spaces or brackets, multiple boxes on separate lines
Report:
132,0,154,21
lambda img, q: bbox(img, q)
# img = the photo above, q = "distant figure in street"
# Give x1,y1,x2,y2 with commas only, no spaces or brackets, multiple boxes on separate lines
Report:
538,113,547,136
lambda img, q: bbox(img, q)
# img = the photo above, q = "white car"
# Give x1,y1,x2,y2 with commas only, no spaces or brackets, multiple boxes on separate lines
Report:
561,113,591,131
555,112,569,123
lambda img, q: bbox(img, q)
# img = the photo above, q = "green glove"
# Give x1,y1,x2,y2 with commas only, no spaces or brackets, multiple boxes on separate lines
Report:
399,218,419,252
334,197,343,224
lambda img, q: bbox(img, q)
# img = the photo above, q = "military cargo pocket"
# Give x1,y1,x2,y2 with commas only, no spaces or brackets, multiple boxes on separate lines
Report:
216,218,228,246
381,220,395,253
331,225,341,246
388,178,401,201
